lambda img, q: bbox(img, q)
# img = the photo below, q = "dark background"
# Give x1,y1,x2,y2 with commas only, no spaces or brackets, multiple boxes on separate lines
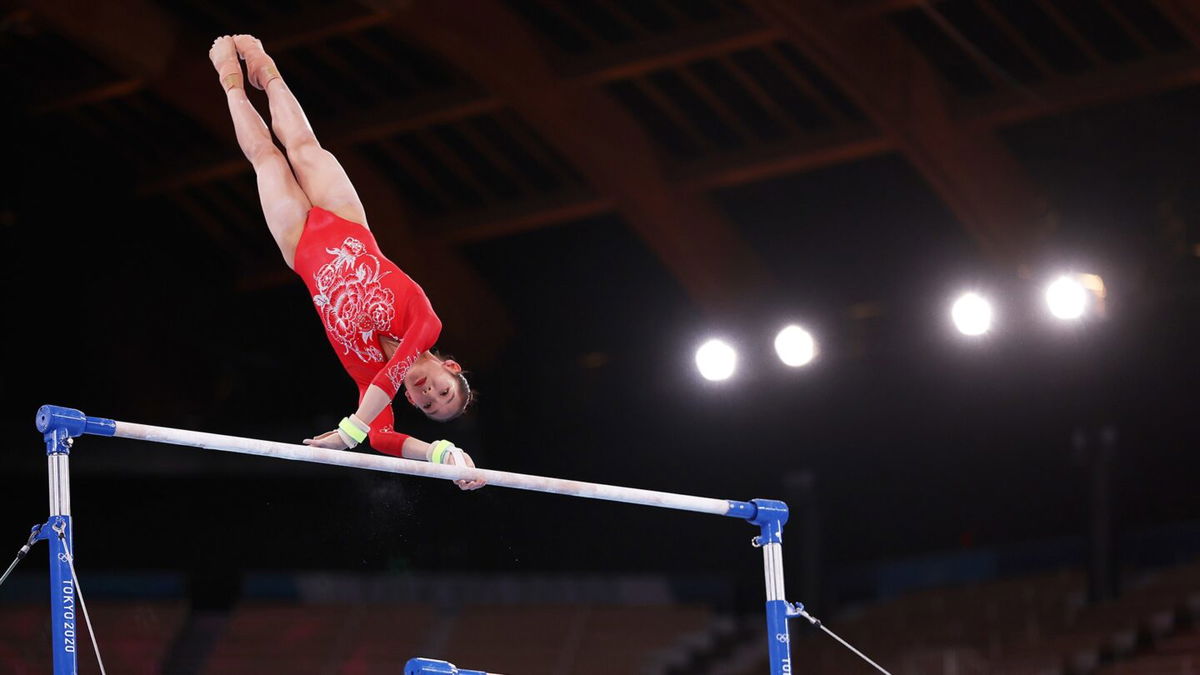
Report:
2,0,1199,610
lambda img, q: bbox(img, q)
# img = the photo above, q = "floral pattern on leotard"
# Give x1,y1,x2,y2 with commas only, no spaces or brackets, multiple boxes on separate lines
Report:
311,237,395,364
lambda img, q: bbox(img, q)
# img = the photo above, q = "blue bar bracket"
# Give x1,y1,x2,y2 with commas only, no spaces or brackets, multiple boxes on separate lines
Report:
748,498,789,544
36,405,116,455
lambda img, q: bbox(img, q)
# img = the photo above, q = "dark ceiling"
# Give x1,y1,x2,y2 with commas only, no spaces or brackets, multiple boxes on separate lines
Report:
3,0,1200,583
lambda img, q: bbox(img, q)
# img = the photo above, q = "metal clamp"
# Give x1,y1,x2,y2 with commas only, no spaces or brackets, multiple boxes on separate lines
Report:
788,602,812,621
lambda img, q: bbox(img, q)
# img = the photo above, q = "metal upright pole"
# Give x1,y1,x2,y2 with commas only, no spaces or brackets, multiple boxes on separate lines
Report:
36,406,116,675
41,415,77,674
751,499,800,675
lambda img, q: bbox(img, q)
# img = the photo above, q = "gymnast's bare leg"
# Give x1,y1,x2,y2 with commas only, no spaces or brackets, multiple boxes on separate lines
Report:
208,35,310,269
233,34,368,229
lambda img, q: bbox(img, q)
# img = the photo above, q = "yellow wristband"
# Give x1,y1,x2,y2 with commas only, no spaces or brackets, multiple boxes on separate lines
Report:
338,417,368,444
430,440,454,464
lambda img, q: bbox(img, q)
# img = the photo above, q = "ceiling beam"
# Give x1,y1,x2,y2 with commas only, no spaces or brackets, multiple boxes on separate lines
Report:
433,189,612,245
257,4,391,51
1150,0,1200,48
392,0,772,314
30,79,146,113
253,125,894,255
838,0,946,21
843,0,1200,52
674,126,891,192
747,0,1048,264
962,50,1200,129
565,16,784,85
140,86,501,194
140,44,1200,252
28,1,226,138
46,11,778,116
66,0,1199,268
136,16,780,195
30,4,392,112
26,0,510,361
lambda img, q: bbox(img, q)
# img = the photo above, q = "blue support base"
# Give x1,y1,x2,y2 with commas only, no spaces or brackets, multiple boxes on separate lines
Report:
765,599,792,673
405,657,488,675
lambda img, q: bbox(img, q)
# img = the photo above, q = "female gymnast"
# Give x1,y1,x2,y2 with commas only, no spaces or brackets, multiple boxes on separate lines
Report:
209,34,484,490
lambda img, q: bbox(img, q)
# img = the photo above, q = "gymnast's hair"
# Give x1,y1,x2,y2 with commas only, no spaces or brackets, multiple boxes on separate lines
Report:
435,350,476,421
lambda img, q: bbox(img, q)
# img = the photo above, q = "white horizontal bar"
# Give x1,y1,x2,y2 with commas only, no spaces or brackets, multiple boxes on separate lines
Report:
113,421,734,516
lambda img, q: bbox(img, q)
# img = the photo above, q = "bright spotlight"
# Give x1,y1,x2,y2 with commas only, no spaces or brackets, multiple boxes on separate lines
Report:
695,339,737,381
775,325,816,367
1045,275,1087,320
951,292,993,336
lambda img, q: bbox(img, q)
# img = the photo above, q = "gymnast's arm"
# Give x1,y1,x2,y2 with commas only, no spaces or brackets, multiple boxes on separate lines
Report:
301,377,430,459
304,305,438,451
352,383,432,460
302,391,484,490
303,314,486,488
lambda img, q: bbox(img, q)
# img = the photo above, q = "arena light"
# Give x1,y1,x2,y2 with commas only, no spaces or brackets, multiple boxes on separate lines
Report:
695,338,737,381
774,325,817,367
1044,275,1088,320
950,292,993,336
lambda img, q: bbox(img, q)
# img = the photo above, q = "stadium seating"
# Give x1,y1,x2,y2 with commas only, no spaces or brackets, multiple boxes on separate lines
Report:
0,601,185,675
716,560,1200,675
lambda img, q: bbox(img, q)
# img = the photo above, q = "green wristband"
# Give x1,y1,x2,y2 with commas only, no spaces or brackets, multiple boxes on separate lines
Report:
338,417,368,444
430,440,454,464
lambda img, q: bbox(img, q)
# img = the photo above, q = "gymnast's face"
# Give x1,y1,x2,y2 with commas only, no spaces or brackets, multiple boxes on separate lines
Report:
404,358,465,421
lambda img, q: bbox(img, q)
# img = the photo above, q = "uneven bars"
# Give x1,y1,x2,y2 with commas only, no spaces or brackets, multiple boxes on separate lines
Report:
37,405,755,519
35,404,804,675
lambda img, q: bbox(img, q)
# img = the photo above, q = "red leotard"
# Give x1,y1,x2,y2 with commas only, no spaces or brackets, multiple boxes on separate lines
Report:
293,206,442,455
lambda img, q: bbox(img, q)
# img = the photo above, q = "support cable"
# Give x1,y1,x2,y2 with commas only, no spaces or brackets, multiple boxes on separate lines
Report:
0,525,42,589
796,606,893,675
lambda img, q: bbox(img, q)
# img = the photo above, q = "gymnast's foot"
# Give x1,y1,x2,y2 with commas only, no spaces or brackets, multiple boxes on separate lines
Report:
233,34,280,91
209,35,243,91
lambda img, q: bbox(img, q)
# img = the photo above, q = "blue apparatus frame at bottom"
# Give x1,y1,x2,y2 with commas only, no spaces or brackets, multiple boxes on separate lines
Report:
406,657,488,674
34,404,804,675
